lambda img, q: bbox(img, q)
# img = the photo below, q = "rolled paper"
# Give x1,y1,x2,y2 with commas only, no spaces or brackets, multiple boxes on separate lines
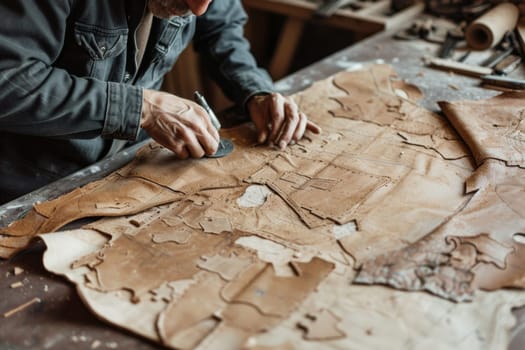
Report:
465,3,519,50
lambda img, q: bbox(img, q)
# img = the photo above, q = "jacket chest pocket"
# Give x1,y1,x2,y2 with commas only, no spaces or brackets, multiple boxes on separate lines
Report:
150,18,195,80
74,22,128,81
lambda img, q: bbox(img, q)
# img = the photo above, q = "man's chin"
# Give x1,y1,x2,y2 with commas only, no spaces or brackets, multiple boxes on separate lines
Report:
149,3,192,19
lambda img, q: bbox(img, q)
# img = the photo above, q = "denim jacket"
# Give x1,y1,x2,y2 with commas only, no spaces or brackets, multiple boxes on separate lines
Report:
0,0,273,203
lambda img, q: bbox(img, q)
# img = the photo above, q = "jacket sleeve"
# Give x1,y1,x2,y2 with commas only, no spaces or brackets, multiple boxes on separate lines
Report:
0,1,142,140
193,0,274,108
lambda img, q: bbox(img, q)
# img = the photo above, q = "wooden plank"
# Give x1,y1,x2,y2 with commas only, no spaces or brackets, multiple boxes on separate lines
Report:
242,0,384,33
269,17,306,79
382,2,425,30
427,57,493,77
355,0,390,16
243,0,424,34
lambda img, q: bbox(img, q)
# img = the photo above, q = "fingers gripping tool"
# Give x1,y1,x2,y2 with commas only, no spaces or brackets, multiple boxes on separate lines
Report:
194,91,234,158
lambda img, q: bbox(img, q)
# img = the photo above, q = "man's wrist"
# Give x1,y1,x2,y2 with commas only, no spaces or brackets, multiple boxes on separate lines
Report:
244,91,273,112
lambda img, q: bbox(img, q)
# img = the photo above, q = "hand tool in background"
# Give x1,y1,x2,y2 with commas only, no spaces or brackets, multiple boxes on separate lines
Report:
480,74,525,90
428,21,524,78
194,91,234,158
480,32,518,68
493,54,522,75
426,56,493,77
315,0,355,18
425,0,491,22
438,25,465,58
394,18,437,41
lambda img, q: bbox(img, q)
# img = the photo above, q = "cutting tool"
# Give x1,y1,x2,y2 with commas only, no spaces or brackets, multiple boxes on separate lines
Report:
194,91,234,158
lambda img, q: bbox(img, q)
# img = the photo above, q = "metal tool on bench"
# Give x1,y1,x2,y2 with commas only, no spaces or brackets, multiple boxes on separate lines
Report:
480,74,525,90
480,32,519,68
438,24,466,58
194,91,234,158
429,27,524,78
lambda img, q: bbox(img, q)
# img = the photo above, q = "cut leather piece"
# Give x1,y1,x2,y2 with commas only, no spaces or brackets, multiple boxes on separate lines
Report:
158,253,334,348
0,235,32,249
446,234,514,269
0,210,47,240
40,229,167,342
79,197,269,304
166,317,221,350
118,134,268,194
6,64,525,349
0,65,472,266
338,157,472,264
355,158,525,301
150,282,176,303
0,174,182,259
297,309,346,341
158,272,227,349
398,132,470,160
289,164,390,225
41,227,525,350
439,91,525,167
199,216,232,234
85,205,173,241
355,246,476,302
465,159,525,194
249,277,525,350
35,176,183,234
391,79,424,102
0,123,265,254
33,179,104,218
197,254,253,281
91,226,228,302
326,285,525,350
244,343,295,350
218,303,281,338
330,65,457,140
151,229,192,244
193,323,253,350
247,153,391,227
221,258,334,318
236,185,273,208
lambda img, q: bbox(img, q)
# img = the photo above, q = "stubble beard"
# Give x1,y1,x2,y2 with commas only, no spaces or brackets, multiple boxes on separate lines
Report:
148,0,192,18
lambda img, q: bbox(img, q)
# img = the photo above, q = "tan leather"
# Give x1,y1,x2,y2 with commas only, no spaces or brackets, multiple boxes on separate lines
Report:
3,64,525,348
439,92,525,168
356,90,525,301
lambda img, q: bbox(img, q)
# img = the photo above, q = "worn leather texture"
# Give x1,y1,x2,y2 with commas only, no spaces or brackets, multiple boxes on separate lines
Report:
2,64,525,349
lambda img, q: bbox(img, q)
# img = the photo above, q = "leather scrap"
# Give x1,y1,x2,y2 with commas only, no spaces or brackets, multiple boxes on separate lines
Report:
446,233,514,269
158,272,227,349
152,229,192,244
439,91,525,168
221,258,334,317
330,64,458,140
297,309,346,341
355,159,525,301
197,254,253,281
3,64,525,349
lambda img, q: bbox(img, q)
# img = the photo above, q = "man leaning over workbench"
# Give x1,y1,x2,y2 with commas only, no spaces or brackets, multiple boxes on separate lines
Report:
0,0,321,204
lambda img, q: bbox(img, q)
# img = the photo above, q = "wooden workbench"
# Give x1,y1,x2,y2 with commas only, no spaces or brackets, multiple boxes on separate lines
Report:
1,17,525,350
242,0,424,79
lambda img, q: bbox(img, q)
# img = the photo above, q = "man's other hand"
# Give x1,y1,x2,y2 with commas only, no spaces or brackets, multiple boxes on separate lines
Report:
141,89,220,159
247,93,321,150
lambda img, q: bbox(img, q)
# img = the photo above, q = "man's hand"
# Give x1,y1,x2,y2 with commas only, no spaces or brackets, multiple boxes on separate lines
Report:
141,89,220,159
247,93,321,150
